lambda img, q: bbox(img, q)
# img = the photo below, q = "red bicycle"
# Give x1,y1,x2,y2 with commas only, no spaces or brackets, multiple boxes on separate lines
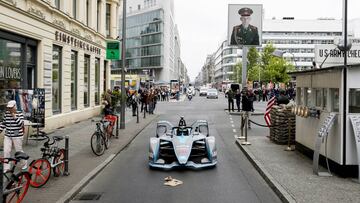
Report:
2,152,31,203
28,133,65,188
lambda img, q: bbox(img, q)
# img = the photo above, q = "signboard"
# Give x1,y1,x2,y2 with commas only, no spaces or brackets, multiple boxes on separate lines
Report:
315,44,360,66
228,4,262,47
106,40,121,60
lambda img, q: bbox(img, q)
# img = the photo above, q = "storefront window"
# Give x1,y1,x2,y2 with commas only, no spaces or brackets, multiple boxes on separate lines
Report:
95,58,100,105
52,45,62,114
349,89,360,113
0,39,21,89
71,51,77,110
84,55,90,107
330,88,339,112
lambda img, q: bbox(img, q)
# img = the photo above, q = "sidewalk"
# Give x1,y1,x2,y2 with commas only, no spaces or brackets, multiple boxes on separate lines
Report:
23,108,159,203
235,115,360,203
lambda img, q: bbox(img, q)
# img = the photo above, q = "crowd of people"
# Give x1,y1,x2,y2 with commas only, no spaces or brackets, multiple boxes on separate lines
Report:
102,86,175,117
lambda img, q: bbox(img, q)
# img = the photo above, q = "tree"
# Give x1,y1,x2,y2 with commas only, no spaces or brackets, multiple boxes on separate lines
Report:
260,44,276,69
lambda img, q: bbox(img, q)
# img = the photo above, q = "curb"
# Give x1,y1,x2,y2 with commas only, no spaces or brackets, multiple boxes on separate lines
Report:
235,140,296,203
59,115,159,203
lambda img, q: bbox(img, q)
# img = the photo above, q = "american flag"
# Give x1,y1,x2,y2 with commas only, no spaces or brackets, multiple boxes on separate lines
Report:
264,96,276,127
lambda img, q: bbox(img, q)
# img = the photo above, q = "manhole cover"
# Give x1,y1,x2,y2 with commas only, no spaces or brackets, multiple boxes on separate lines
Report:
74,192,102,201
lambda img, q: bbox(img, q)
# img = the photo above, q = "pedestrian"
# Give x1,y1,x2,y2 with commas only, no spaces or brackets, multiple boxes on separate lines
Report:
276,89,290,105
235,89,241,112
258,88,263,102
226,89,235,112
131,91,138,116
241,88,253,129
0,100,27,172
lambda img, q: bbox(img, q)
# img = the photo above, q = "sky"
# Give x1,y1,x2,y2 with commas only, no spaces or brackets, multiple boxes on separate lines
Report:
173,0,360,81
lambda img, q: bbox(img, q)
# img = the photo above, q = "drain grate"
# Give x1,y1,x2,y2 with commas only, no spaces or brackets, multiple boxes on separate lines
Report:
74,192,102,201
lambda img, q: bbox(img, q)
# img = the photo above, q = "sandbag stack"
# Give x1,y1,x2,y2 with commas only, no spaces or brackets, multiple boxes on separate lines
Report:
269,105,296,144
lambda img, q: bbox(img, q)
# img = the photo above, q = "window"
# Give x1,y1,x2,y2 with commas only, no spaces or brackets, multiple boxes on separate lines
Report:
95,58,100,105
71,51,77,110
84,55,90,107
73,0,77,19
330,88,339,112
138,4,141,10
315,89,322,107
97,0,100,31
52,45,62,114
103,61,107,92
106,4,111,37
349,89,360,113
323,89,327,110
86,0,90,26
55,0,60,9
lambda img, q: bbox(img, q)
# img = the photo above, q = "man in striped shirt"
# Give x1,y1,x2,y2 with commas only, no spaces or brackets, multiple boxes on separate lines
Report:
0,100,27,172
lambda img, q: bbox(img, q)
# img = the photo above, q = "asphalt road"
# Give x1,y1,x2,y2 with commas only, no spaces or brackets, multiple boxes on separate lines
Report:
70,93,281,203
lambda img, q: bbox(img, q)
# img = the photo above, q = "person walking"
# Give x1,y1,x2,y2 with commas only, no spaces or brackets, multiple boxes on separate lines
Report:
235,89,241,112
0,100,27,172
226,89,235,112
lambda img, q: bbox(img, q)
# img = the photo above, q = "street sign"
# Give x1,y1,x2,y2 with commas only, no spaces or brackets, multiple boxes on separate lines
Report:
106,40,121,60
315,44,360,67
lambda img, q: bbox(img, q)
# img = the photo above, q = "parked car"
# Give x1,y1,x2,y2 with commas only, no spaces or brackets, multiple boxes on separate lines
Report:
207,88,218,99
199,87,207,96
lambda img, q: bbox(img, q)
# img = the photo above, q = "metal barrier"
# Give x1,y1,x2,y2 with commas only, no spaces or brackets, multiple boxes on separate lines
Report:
116,115,119,139
238,111,295,150
64,135,70,176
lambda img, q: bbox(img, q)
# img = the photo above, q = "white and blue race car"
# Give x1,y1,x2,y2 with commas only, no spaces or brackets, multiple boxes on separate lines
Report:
149,117,217,169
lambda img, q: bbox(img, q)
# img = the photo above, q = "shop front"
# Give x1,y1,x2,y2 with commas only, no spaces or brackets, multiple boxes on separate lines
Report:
0,1,110,131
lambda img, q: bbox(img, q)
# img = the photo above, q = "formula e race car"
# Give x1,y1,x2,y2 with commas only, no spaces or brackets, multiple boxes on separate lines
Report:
149,117,217,169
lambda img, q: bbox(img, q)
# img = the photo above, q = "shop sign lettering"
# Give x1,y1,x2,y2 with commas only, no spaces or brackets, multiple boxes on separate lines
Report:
0,65,21,80
55,31,101,55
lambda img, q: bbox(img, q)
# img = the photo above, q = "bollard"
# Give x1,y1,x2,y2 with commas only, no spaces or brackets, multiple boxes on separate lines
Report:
0,147,3,203
241,112,251,145
285,117,295,151
136,103,139,123
115,115,119,139
143,104,146,119
237,112,245,139
64,136,70,176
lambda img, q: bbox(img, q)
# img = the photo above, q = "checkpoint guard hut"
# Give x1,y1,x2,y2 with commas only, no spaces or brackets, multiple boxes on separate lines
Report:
290,64,360,177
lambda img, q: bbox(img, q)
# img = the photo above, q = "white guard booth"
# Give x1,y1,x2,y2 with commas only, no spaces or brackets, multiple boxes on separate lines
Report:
290,64,360,177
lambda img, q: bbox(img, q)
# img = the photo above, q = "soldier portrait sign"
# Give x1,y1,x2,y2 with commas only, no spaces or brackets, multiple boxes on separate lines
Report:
228,4,263,47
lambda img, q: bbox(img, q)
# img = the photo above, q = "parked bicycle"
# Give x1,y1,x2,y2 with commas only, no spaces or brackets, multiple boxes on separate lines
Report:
28,133,65,188
90,118,115,156
2,152,31,203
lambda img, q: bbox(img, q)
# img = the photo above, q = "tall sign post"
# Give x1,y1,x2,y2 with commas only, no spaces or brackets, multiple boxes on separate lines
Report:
120,0,127,129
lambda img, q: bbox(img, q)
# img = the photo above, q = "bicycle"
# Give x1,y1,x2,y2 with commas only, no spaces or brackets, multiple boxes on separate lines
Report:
90,119,112,156
28,133,65,188
2,151,31,203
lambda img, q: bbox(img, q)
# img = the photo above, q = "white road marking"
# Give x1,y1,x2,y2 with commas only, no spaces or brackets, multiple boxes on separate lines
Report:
233,129,237,133
230,117,233,120
230,120,234,124
234,135,238,139
231,124,235,128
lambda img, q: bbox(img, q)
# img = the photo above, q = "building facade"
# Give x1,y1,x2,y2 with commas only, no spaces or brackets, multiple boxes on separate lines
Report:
201,18,360,86
212,41,242,87
0,0,120,131
117,0,188,83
